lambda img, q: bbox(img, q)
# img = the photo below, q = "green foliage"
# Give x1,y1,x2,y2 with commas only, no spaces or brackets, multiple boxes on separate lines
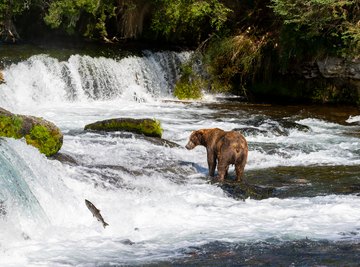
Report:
270,0,360,58
0,0,35,41
151,0,231,42
0,0,29,20
174,63,203,100
44,0,116,38
25,125,63,156
310,82,358,104
203,33,266,95
174,79,203,100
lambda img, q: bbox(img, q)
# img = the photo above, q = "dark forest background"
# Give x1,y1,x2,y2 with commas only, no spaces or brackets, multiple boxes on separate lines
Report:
1,0,359,104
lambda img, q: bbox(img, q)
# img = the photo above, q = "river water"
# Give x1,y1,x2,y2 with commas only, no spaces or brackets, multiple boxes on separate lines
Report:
0,47,360,266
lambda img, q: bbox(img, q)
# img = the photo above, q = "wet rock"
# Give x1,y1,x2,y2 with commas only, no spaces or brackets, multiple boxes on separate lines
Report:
22,232,31,240
317,57,360,80
233,127,268,136
277,119,310,132
49,152,78,165
120,239,135,245
234,118,310,136
96,131,180,147
141,135,180,148
0,200,6,217
217,181,274,200
85,118,163,138
0,107,63,156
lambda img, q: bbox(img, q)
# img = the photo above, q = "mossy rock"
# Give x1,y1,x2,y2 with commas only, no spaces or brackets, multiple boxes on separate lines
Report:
0,108,63,156
84,118,163,138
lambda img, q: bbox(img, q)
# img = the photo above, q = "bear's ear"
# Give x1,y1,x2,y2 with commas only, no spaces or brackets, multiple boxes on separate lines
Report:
196,129,205,136
194,130,204,144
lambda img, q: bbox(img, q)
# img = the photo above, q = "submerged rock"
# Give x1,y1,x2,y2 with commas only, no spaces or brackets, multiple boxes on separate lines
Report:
234,118,310,137
233,127,268,136
0,108,63,156
84,118,163,138
142,135,180,148
219,181,274,200
0,200,6,217
49,152,78,165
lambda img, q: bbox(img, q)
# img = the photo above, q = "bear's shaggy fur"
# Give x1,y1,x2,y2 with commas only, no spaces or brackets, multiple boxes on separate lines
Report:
186,128,248,182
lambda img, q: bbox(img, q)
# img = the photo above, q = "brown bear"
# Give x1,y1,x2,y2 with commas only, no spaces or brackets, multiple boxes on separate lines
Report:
185,128,248,182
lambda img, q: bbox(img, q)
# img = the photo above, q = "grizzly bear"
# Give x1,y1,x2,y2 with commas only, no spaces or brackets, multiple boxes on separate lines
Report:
185,128,248,182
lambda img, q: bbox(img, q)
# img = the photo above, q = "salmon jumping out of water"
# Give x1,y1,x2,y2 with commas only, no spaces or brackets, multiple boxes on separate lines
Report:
85,199,109,228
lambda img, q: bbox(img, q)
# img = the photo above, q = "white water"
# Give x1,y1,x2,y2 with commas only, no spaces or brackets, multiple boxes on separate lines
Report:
0,52,360,266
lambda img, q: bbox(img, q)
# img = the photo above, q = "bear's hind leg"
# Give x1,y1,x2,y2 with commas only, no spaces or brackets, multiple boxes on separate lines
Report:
217,160,229,182
235,152,247,183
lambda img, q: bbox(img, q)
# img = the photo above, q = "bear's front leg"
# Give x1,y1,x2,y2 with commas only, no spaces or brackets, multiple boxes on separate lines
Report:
207,149,217,177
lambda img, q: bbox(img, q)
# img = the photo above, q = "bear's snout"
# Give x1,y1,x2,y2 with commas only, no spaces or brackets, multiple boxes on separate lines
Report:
185,141,195,150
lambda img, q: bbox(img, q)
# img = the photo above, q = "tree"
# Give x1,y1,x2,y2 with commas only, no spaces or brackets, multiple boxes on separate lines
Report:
151,0,231,43
270,0,360,58
44,0,116,40
0,0,31,42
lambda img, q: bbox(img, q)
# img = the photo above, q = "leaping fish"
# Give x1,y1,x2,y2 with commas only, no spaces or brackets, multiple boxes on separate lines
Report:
85,199,109,228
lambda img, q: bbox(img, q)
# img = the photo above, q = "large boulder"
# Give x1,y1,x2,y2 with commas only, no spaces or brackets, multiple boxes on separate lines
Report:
85,118,163,138
0,108,63,156
317,57,360,80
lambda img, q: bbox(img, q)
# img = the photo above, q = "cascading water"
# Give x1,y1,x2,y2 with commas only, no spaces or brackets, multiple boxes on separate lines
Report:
0,51,190,112
0,49,360,266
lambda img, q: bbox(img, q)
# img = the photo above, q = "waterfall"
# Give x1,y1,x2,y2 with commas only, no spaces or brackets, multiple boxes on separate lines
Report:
0,139,49,244
0,51,191,111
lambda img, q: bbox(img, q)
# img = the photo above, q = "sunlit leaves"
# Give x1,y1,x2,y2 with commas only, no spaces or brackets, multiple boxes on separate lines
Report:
151,0,231,42
270,0,360,57
44,0,115,38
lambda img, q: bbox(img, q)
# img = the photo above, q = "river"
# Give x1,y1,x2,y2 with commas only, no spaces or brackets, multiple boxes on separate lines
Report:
0,45,360,266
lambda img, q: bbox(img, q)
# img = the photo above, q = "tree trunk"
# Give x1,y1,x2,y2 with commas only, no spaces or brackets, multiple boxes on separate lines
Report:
115,0,151,39
0,0,21,43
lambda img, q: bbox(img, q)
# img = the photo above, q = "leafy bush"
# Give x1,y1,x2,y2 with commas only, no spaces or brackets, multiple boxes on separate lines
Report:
203,32,267,95
44,0,116,38
174,63,203,100
151,0,231,43
270,0,360,58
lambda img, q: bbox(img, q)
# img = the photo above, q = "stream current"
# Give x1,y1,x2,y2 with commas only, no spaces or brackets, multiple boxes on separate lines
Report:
0,49,360,266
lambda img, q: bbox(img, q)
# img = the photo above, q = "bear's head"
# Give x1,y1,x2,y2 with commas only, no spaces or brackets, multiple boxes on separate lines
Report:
185,130,204,150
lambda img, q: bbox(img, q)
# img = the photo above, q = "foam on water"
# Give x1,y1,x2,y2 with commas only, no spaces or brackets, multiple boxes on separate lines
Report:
347,115,360,124
0,52,360,266
0,51,190,113
2,138,360,266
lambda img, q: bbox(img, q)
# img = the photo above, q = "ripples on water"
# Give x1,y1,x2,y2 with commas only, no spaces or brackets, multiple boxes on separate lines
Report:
0,51,359,266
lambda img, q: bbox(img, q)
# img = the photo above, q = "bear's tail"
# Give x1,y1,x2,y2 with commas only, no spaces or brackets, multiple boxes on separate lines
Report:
232,144,241,153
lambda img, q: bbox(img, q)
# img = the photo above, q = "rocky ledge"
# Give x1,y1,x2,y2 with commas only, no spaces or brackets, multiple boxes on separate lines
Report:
0,108,63,156
84,118,163,138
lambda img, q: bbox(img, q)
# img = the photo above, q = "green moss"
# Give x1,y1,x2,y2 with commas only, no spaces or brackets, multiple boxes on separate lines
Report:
85,118,163,138
174,78,203,100
173,62,203,100
0,115,23,139
25,125,63,156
